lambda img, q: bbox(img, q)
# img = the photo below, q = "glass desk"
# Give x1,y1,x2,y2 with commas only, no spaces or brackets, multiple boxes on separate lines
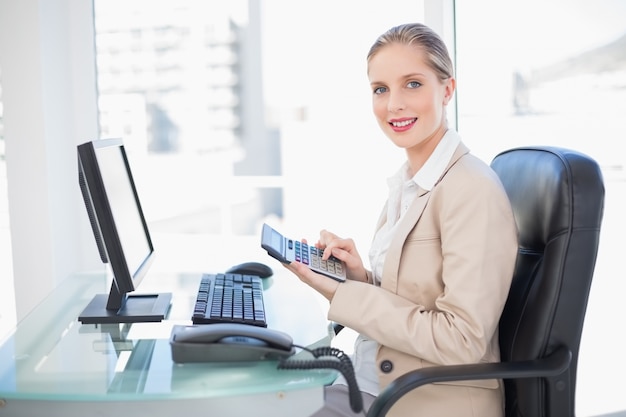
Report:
0,270,337,417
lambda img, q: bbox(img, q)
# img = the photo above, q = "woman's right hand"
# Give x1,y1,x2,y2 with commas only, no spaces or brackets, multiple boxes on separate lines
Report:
316,229,367,282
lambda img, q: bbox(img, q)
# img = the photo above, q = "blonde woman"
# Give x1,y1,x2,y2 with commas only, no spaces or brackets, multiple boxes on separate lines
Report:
285,23,518,417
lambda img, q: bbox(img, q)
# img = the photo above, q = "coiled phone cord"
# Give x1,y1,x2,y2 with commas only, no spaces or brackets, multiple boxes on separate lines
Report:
278,345,364,414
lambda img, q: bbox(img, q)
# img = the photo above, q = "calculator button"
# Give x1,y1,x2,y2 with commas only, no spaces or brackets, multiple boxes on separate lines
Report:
294,241,301,261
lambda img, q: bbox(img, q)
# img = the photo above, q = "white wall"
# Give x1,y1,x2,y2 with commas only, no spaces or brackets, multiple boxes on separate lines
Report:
0,0,99,321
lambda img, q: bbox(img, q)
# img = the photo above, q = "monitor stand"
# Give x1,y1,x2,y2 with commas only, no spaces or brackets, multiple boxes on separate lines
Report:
78,292,172,324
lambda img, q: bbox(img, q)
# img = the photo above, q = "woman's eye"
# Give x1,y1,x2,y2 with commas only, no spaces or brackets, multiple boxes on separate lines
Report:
407,81,421,89
373,86,387,95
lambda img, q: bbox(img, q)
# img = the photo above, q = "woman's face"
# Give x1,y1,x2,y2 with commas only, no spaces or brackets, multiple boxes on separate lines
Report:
368,43,454,156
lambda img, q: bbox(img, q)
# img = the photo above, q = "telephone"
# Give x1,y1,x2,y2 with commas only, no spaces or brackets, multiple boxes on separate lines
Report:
169,323,296,363
170,324,364,413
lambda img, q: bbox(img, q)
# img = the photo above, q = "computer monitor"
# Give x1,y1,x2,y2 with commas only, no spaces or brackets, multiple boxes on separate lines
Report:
77,138,171,324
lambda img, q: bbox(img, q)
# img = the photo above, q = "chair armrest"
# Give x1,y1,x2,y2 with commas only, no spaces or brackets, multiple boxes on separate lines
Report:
332,322,345,334
366,346,572,417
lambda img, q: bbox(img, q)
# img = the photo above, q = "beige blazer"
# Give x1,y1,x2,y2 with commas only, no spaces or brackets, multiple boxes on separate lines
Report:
329,143,518,417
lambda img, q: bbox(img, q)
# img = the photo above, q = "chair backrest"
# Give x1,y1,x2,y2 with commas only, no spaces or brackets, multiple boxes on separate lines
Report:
490,147,604,417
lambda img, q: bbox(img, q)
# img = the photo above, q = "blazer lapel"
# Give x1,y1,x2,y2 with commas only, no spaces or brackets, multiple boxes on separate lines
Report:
379,142,471,293
381,186,430,293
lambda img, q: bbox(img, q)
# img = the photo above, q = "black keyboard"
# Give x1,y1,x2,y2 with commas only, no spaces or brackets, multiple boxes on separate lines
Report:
191,273,267,327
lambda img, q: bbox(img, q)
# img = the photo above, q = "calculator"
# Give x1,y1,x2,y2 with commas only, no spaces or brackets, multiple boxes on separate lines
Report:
261,223,347,282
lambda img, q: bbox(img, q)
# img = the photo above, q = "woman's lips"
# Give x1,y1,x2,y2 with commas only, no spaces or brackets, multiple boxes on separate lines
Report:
389,117,417,132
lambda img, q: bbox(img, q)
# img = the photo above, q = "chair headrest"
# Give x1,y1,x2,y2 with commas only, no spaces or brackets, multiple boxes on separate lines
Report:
491,147,604,251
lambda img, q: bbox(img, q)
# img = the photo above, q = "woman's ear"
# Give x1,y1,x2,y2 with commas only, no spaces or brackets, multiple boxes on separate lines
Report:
443,77,456,105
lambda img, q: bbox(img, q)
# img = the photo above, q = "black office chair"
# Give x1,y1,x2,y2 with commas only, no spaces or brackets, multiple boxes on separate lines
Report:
366,146,605,417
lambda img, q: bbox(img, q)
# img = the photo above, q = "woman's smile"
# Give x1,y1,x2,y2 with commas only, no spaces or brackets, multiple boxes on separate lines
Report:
389,117,417,132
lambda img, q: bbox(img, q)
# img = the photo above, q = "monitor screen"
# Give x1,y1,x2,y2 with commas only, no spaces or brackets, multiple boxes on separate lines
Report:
77,138,171,324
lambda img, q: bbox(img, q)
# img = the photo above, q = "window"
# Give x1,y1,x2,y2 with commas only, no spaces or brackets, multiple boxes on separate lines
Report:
93,0,423,259
455,0,626,171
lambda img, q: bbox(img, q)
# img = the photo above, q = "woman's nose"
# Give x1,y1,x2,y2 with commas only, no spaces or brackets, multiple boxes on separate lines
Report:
387,92,406,112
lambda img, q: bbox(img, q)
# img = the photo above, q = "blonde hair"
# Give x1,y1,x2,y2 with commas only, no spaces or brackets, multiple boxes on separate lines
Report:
367,23,454,82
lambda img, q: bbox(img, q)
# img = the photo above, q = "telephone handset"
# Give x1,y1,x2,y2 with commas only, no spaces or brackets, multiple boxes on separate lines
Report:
261,223,347,282
170,323,296,363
